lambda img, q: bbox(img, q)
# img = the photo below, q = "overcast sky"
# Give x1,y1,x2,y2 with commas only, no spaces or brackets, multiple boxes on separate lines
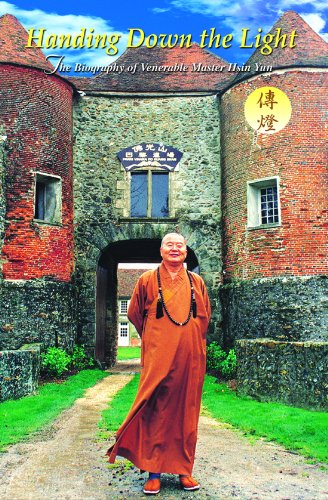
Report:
0,0,327,74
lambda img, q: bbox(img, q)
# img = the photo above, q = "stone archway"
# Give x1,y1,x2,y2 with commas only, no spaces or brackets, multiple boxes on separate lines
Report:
95,238,199,367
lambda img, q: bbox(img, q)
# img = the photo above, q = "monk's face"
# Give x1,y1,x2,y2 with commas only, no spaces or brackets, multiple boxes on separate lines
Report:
160,234,187,266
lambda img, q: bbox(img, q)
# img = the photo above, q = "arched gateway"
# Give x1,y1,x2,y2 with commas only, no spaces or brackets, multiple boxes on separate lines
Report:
95,238,200,366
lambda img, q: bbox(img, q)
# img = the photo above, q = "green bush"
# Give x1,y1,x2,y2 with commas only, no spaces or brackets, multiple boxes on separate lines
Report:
41,345,94,378
206,342,237,379
41,347,72,377
71,345,94,370
221,348,237,378
206,342,226,372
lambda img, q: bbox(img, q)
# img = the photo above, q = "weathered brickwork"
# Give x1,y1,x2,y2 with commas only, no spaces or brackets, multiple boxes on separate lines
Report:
0,65,74,281
0,134,6,270
236,339,328,409
0,344,40,401
0,280,76,351
219,69,328,407
221,70,328,280
73,95,222,361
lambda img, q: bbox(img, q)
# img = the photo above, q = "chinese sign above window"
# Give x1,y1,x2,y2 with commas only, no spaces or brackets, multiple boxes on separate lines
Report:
117,143,183,171
244,86,292,134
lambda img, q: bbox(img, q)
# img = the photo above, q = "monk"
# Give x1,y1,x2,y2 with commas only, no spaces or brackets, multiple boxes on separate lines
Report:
107,233,211,495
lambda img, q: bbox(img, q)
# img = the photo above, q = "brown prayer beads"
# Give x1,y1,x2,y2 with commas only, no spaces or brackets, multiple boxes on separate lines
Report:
156,267,197,325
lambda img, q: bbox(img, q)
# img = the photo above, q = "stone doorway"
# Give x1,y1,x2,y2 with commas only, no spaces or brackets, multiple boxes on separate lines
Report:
95,238,199,367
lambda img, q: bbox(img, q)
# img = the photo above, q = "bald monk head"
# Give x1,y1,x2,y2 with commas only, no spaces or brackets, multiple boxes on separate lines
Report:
161,232,186,247
160,233,187,270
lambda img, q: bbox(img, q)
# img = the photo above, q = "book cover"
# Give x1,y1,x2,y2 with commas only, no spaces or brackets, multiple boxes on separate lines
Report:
0,1,327,497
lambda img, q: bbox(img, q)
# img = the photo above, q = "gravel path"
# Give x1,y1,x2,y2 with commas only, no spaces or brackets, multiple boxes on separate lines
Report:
0,360,327,500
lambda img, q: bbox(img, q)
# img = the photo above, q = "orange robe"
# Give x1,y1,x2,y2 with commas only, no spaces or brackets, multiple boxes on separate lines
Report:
107,262,211,475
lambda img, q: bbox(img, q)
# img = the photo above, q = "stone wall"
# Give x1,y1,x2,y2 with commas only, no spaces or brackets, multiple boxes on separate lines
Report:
0,280,76,350
220,275,328,348
74,94,221,227
0,344,40,401
73,94,222,363
236,338,328,409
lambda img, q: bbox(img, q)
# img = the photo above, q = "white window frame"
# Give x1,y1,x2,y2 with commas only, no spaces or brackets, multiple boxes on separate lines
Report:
247,176,281,229
119,322,129,337
120,299,129,315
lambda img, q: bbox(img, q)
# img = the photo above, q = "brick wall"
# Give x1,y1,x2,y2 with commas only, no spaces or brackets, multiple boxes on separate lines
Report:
221,70,328,280
0,65,74,281
0,135,5,270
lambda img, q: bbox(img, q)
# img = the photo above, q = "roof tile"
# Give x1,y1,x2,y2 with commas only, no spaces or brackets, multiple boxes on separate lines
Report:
0,14,55,72
71,44,234,92
233,10,328,84
118,268,150,297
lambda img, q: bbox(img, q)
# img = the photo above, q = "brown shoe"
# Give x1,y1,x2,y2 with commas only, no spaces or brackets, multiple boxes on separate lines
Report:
143,478,161,495
179,475,200,491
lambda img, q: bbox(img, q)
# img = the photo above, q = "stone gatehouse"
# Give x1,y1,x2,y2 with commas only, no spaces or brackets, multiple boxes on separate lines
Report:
0,11,327,406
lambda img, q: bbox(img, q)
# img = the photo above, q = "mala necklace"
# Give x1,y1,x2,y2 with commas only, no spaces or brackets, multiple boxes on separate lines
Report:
156,267,197,325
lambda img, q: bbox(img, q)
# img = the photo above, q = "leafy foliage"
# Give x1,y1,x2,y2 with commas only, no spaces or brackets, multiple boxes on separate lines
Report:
41,347,71,377
71,345,95,370
206,342,237,379
221,349,237,378
41,345,94,378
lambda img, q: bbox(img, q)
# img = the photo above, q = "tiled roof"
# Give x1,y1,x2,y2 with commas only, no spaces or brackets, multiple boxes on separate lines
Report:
118,268,151,297
68,44,234,93
233,11,328,84
0,14,55,72
2,11,327,94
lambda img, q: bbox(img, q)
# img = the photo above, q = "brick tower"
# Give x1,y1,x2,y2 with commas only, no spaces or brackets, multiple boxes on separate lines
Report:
0,14,76,350
220,11,327,406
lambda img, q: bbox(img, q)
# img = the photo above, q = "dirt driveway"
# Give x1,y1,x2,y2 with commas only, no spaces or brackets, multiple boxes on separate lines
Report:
0,360,327,500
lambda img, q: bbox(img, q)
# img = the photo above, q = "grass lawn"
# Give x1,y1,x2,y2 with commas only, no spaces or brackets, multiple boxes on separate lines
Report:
99,374,140,437
202,375,328,463
0,369,108,451
117,346,141,360
100,373,328,464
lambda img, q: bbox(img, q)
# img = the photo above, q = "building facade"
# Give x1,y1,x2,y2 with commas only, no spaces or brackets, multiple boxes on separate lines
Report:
0,11,327,405
117,268,146,347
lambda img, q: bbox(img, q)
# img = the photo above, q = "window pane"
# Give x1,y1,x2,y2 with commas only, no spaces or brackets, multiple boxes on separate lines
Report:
260,185,279,224
35,181,46,219
44,182,57,221
34,175,61,223
119,322,128,337
120,300,128,314
131,173,148,217
152,173,169,217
